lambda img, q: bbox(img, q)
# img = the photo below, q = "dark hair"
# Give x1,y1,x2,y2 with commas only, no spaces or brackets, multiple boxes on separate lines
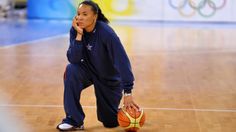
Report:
79,0,109,24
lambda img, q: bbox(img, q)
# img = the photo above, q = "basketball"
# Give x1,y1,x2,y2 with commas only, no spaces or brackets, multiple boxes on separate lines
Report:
117,108,145,132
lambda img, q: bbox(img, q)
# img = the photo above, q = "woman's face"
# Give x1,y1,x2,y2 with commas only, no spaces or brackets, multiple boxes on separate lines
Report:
77,4,97,30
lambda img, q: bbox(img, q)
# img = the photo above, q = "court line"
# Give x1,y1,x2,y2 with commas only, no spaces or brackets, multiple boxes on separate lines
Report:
128,49,236,56
0,34,68,49
0,104,235,113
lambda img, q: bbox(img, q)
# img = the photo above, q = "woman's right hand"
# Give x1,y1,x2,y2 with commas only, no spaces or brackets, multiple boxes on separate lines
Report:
72,16,83,40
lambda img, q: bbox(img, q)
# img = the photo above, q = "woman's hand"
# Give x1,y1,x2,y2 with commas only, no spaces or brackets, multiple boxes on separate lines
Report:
72,16,83,40
123,94,139,112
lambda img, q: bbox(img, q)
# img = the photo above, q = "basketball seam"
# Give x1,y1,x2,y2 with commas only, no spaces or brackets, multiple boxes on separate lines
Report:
120,109,144,129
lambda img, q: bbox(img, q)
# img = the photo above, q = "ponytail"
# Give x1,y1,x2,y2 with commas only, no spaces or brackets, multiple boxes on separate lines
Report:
79,0,110,24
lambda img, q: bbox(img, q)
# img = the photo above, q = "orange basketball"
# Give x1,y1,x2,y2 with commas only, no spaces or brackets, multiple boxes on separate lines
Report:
117,108,145,132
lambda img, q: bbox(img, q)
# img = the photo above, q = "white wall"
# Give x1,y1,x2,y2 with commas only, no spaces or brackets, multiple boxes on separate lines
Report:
96,0,235,22
26,0,235,22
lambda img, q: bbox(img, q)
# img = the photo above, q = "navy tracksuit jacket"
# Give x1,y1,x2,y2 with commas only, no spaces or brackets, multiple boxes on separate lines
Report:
62,21,134,127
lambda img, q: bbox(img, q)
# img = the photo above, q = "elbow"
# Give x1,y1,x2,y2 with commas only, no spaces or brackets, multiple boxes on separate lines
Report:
67,54,81,64
67,57,82,64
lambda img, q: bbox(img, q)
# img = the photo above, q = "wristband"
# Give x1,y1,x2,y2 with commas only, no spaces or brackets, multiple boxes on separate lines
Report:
124,93,132,97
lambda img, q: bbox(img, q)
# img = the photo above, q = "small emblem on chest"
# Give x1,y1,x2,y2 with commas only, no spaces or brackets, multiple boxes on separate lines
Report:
87,43,93,51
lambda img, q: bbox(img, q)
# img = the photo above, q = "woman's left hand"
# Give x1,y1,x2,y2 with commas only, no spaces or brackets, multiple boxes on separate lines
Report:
123,94,139,111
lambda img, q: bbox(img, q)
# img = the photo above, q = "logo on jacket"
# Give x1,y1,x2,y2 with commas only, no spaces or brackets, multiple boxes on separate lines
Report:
87,43,93,51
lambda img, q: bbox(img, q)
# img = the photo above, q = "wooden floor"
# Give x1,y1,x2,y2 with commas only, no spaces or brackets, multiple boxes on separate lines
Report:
0,22,236,132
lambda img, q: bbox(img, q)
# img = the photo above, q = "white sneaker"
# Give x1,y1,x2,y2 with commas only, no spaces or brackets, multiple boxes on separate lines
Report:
56,123,84,131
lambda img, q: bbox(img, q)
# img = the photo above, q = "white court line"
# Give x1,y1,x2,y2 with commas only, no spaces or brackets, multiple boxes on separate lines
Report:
0,104,235,113
0,34,69,49
128,49,236,56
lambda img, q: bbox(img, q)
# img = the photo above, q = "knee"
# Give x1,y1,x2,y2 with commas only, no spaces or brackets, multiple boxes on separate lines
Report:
66,64,78,73
102,116,119,128
64,64,78,80
103,120,119,128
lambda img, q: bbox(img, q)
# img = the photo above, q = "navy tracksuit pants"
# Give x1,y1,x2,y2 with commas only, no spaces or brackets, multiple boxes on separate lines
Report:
62,63,123,127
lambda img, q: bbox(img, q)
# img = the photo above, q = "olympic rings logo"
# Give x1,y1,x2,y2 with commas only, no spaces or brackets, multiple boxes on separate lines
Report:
168,0,227,18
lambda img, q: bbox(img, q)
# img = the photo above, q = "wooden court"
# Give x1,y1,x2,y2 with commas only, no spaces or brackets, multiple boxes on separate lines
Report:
0,22,236,132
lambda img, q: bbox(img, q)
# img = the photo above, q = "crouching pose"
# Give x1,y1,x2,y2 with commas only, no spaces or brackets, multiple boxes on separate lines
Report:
57,1,139,131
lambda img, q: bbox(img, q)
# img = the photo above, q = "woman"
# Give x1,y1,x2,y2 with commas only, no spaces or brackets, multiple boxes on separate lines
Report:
57,0,139,131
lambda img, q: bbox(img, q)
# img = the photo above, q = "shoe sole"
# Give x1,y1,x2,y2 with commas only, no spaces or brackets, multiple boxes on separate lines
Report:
56,124,84,131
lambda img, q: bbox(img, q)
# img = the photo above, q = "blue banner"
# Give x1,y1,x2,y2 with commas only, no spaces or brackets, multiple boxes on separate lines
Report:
27,0,78,19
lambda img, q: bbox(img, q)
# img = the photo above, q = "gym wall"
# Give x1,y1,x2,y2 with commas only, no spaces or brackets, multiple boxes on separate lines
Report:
27,0,235,22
